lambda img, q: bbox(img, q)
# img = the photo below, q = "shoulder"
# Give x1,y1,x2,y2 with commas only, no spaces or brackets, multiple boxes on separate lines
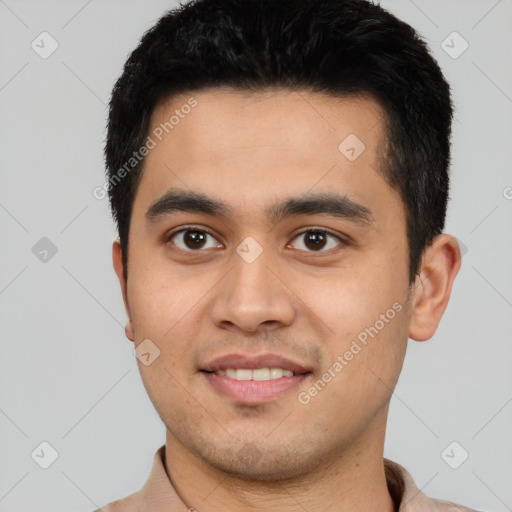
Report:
421,496,486,511
384,458,482,512
90,490,140,512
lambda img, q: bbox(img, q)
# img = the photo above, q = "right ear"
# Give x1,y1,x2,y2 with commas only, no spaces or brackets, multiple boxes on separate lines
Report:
112,239,135,342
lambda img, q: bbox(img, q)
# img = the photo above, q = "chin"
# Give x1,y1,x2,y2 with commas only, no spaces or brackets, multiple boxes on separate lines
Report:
195,441,325,482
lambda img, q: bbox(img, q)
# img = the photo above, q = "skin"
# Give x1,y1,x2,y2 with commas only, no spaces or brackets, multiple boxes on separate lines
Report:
113,88,461,511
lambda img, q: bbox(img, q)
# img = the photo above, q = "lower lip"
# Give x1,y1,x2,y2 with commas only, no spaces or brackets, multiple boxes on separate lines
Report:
202,372,309,404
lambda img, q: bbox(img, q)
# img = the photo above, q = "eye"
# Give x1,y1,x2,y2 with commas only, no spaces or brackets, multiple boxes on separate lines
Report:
168,228,223,252
289,229,343,252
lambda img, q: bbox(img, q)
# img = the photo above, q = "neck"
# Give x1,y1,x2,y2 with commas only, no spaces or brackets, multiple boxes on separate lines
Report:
164,410,396,512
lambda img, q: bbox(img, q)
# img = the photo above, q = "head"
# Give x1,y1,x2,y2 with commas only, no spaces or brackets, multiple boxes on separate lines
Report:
106,0,453,284
106,0,460,481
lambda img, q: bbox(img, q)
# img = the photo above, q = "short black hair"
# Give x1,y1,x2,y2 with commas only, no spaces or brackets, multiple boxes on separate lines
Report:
105,0,453,283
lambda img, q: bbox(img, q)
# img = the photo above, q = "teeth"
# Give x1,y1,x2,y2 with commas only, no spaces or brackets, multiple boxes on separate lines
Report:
236,369,252,381
214,367,295,380
270,368,283,379
253,368,270,381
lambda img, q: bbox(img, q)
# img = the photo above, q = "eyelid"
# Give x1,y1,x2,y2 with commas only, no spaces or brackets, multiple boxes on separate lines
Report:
292,226,345,240
166,224,218,240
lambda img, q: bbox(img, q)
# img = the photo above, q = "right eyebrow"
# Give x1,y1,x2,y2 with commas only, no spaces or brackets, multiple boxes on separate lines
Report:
146,188,231,223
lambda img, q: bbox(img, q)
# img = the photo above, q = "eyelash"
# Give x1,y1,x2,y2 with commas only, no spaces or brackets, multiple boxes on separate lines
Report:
165,225,346,254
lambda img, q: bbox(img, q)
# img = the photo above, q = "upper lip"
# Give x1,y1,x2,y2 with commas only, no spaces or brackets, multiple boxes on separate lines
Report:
201,353,313,374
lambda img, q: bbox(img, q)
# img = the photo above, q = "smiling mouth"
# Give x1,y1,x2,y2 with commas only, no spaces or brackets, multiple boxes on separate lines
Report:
200,352,314,403
209,368,295,380
201,369,312,403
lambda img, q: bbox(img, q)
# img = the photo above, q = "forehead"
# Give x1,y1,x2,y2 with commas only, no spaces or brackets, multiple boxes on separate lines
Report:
133,87,400,226
150,87,386,164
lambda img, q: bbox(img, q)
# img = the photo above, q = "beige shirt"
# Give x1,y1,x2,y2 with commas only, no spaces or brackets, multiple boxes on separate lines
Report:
95,445,480,512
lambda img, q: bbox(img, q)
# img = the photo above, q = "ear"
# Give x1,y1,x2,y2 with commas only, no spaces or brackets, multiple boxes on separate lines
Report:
408,234,461,341
112,238,135,342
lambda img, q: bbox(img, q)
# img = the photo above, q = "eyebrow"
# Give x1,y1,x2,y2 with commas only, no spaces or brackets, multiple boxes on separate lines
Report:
145,187,372,226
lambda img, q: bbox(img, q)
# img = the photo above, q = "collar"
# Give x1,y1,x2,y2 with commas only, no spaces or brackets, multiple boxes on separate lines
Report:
99,445,475,511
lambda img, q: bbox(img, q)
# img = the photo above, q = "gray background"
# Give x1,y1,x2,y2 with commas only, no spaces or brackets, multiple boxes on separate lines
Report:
0,0,511,511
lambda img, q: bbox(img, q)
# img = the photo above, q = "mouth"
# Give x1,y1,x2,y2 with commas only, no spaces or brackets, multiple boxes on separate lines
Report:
200,353,313,404
211,367,295,380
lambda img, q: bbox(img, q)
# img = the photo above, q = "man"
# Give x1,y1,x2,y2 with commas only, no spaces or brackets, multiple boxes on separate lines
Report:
96,0,479,510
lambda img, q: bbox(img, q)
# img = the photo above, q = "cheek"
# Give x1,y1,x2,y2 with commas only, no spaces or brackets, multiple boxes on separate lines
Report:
331,277,410,393
314,268,407,339
308,262,410,410
300,306,409,439
127,258,204,338
128,281,204,412
126,278,202,398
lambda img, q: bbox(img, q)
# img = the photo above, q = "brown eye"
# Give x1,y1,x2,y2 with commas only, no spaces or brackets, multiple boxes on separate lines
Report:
304,232,327,250
169,229,222,251
184,230,207,249
290,230,342,252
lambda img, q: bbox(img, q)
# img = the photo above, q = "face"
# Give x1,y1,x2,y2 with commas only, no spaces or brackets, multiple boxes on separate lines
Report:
115,88,418,480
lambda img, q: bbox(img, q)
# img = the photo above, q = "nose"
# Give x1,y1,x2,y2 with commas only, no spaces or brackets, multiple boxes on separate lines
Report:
208,247,296,334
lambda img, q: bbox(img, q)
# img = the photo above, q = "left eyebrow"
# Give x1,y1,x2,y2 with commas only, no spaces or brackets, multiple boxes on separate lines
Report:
265,192,372,226
145,188,373,226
